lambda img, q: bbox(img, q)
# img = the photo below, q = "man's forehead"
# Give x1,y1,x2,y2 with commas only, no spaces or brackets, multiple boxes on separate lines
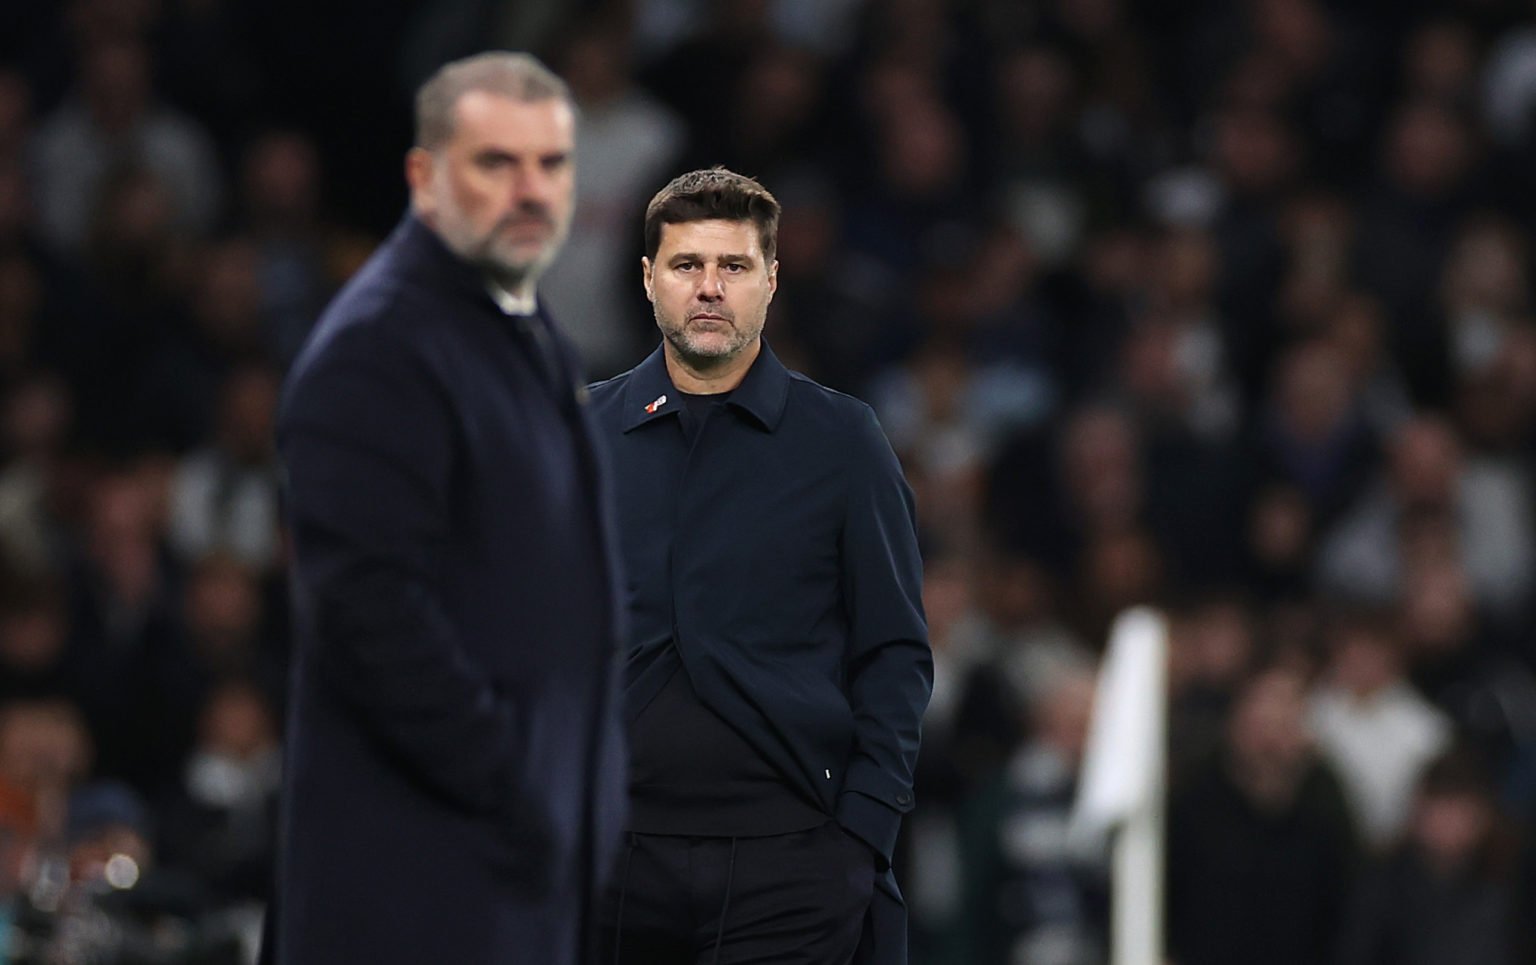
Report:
657,219,763,256
448,91,574,147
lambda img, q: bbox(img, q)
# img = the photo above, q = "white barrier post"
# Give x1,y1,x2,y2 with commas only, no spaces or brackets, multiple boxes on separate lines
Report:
1069,607,1169,965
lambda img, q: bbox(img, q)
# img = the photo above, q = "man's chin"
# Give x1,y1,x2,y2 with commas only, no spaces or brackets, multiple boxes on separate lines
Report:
682,335,736,358
481,248,550,284
671,332,754,367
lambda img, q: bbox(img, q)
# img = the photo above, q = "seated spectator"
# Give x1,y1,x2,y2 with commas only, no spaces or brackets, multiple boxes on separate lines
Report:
132,237,271,451
949,549,1093,783
0,372,74,576
1323,293,1412,437
0,577,75,703
173,552,286,715
1249,337,1378,532
1167,664,1359,965
237,130,335,371
1167,592,1259,789
159,680,280,907
1317,414,1535,624
951,663,1107,965
29,36,221,255
1308,609,1453,851
1336,748,1518,965
0,698,93,844
65,462,187,796
167,363,281,573
904,553,981,954
1397,554,1536,789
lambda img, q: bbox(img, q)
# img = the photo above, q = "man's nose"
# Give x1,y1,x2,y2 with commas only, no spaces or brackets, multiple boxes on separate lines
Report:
510,163,555,208
695,267,725,300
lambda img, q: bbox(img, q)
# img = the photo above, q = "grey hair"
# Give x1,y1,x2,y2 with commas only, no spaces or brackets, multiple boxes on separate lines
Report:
414,51,572,150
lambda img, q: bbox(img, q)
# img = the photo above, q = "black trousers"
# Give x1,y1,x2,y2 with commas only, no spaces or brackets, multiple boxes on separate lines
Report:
596,821,877,965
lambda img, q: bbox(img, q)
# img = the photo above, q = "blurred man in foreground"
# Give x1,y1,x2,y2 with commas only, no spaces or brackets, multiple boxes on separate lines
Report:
272,52,626,965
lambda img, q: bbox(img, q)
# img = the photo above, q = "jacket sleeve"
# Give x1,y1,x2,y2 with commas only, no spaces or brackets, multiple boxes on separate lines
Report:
835,405,933,866
279,327,525,821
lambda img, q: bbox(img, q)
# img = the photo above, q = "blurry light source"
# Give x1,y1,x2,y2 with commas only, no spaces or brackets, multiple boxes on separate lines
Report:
104,853,140,890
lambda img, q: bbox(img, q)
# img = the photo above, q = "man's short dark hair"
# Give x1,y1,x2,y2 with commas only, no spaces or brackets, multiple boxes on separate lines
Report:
643,167,781,263
414,52,571,151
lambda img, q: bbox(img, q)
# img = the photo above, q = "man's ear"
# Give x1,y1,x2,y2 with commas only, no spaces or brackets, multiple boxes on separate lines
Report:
405,147,435,214
641,257,655,302
767,259,779,301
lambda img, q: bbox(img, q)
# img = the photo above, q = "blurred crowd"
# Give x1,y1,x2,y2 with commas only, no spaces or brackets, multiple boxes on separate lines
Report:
5,0,1536,962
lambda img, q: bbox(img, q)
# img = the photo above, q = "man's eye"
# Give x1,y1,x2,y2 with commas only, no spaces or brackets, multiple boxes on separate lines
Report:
723,263,746,273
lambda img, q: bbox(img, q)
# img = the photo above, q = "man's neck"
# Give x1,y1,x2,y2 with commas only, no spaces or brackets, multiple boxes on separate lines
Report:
664,339,760,394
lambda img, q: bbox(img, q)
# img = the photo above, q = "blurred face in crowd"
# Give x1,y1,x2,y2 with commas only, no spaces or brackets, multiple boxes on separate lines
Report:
1386,102,1470,197
1176,599,1255,689
0,701,92,794
1228,668,1311,775
1034,669,1096,762
185,557,260,657
644,219,777,370
243,131,320,226
1389,418,1461,507
218,366,278,464
1412,789,1490,870
407,91,575,292
921,558,973,649
194,240,263,347
1275,339,1353,442
82,40,150,133
1405,21,1477,101
880,98,964,200
1400,558,1476,656
199,683,277,760
0,601,67,673
1061,407,1141,528
1328,624,1401,698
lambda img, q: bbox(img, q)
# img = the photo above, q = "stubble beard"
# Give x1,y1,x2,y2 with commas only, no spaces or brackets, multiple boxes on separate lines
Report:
443,203,569,292
474,222,564,292
659,308,761,371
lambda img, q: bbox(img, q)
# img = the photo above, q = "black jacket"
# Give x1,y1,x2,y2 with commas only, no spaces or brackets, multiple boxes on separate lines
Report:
590,343,931,962
273,214,628,965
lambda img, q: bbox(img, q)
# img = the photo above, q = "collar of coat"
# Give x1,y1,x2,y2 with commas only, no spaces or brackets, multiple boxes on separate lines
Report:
394,212,544,319
620,341,789,434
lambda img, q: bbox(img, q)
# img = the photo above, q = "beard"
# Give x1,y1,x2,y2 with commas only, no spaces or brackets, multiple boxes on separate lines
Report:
658,306,763,369
445,204,570,289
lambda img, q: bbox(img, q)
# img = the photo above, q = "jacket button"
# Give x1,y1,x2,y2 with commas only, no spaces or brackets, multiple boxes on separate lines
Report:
896,792,912,806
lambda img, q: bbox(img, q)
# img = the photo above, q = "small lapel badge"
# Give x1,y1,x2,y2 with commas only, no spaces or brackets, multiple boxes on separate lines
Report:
644,394,667,414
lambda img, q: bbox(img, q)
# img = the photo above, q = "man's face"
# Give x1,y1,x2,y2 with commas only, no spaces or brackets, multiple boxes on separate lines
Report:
643,219,777,367
408,91,575,287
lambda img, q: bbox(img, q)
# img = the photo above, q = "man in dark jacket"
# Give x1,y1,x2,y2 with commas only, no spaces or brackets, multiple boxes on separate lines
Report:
271,53,627,965
591,167,932,964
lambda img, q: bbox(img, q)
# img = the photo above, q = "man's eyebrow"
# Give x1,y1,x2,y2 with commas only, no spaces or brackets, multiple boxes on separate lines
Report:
666,251,755,263
469,147,569,160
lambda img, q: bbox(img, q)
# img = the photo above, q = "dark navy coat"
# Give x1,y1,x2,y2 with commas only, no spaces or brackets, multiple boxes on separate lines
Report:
273,215,627,965
589,344,932,964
